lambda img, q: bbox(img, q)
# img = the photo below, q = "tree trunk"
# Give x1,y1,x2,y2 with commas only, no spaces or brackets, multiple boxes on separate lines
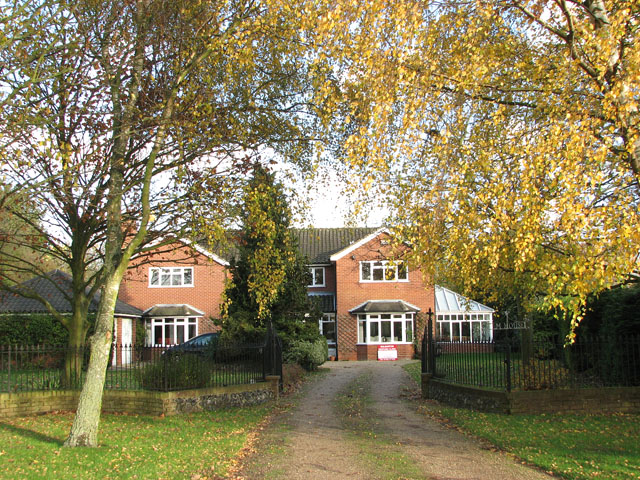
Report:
62,304,91,389
63,154,129,447
63,279,120,447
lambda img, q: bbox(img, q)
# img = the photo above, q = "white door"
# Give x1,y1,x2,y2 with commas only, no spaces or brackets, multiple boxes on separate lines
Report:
121,318,133,365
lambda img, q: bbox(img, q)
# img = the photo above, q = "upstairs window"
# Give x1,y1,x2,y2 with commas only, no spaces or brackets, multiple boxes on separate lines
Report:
360,261,408,282
149,267,194,287
309,267,325,287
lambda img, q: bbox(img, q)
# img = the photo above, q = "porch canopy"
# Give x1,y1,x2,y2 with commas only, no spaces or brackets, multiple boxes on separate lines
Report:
349,299,420,314
141,304,204,318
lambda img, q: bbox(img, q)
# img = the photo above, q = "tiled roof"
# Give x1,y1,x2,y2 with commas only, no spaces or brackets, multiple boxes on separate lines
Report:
198,228,379,264
349,299,421,314
142,304,205,317
0,270,143,317
294,228,378,264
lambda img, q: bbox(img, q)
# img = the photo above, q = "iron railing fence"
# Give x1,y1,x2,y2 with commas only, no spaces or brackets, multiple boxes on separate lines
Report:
0,340,280,394
422,335,640,392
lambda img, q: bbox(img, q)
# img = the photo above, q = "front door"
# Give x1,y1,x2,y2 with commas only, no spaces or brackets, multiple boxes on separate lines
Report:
121,318,133,365
320,313,337,358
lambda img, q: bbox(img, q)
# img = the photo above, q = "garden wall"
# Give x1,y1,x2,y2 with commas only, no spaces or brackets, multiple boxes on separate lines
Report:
0,376,279,418
422,373,640,414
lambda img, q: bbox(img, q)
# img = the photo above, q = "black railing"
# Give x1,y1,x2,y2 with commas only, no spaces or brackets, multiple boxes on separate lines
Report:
421,334,640,392
1,335,283,393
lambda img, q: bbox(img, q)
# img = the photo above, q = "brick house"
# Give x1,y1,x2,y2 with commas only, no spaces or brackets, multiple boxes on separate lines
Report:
0,229,492,362
118,239,228,349
298,228,434,360
118,228,436,360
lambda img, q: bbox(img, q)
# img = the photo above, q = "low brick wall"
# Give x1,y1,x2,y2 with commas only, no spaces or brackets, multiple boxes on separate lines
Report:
0,377,279,419
422,373,640,414
422,374,509,413
508,387,640,414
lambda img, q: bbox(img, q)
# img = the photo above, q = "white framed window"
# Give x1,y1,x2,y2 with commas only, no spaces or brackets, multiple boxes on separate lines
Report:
359,261,408,282
149,267,194,287
436,313,493,342
308,267,325,287
357,313,414,344
147,317,198,346
319,313,336,344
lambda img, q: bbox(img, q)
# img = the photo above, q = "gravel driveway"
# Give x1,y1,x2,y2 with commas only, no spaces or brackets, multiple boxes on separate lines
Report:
237,361,556,480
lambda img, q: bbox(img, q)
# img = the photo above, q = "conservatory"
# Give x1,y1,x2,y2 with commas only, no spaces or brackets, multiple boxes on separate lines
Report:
435,285,494,342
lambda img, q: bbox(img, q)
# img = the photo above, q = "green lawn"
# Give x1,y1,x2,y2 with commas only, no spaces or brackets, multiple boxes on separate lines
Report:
405,362,640,480
0,406,272,479
434,352,508,389
430,351,598,391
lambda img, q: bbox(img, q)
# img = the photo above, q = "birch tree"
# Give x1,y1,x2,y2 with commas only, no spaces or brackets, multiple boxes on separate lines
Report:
306,0,640,332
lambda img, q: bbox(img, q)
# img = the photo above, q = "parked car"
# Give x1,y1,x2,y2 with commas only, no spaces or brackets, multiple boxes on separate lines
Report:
162,333,220,356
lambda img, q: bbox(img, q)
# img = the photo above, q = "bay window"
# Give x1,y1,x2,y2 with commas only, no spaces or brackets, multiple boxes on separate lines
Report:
147,317,198,346
357,313,414,344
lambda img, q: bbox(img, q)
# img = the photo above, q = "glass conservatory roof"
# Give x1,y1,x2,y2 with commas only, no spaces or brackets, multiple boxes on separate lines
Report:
435,285,494,314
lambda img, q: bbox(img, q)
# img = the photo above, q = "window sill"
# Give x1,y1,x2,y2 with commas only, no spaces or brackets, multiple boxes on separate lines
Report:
148,284,195,288
358,280,410,284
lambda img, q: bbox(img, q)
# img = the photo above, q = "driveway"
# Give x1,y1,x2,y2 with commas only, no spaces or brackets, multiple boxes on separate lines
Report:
236,361,555,480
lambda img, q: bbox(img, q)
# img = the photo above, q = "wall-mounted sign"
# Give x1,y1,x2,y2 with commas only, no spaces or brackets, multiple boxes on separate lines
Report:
377,344,398,361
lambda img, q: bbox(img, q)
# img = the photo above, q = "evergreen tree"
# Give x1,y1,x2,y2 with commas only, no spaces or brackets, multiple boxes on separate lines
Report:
220,164,321,348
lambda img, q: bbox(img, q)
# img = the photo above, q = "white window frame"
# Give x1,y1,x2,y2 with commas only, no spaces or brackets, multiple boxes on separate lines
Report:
436,313,493,342
308,267,326,287
359,261,408,283
149,267,194,288
356,313,414,344
147,317,199,346
319,313,336,344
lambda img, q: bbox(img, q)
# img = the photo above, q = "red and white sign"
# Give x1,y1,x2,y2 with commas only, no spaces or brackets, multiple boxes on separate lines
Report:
377,345,398,361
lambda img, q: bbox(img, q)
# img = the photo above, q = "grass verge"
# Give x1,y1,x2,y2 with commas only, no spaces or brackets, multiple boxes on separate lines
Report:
404,361,640,480
335,372,428,480
0,406,272,479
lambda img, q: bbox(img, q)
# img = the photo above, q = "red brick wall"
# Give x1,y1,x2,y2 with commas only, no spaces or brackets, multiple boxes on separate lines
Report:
334,233,435,360
356,343,414,361
119,241,227,331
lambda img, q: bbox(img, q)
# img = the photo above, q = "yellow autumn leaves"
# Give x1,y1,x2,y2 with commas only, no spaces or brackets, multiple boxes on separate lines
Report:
299,0,640,329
